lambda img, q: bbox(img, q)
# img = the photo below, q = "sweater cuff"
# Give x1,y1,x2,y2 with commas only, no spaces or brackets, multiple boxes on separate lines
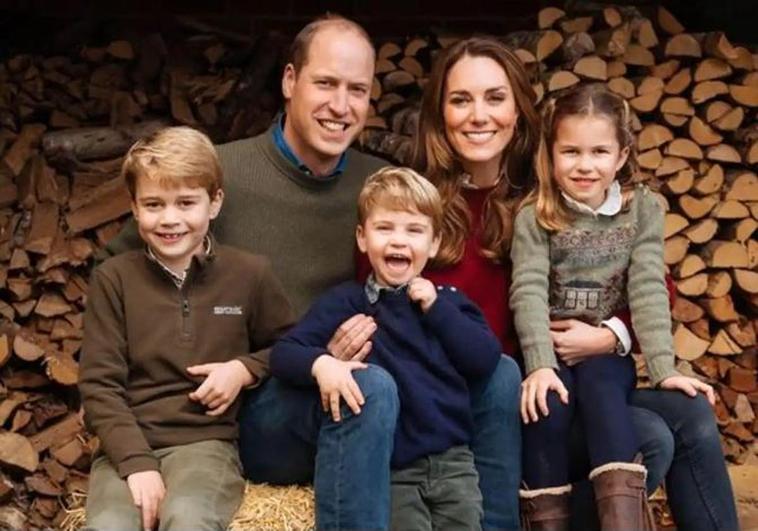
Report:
275,348,326,387
235,351,270,389
116,454,160,479
523,352,559,375
647,358,679,388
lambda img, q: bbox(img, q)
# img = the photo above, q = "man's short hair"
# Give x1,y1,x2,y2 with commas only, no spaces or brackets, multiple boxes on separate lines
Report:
122,126,222,198
358,167,443,235
289,14,374,72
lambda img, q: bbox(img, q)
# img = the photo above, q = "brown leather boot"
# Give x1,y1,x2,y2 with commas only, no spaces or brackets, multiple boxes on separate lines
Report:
519,484,571,531
589,462,656,531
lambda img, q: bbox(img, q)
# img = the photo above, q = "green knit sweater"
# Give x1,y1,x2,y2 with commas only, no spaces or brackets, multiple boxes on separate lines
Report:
106,126,388,316
509,186,677,386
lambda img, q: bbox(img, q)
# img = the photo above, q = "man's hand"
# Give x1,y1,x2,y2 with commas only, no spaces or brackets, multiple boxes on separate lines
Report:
520,367,569,424
126,470,165,531
659,375,716,406
327,314,376,361
187,360,252,416
311,355,367,422
550,319,617,366
408,277,438,313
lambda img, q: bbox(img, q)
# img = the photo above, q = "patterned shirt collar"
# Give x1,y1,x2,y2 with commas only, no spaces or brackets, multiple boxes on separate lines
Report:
145,235,213,288
364,273,408,304
562,180,622,217
272,114,347,178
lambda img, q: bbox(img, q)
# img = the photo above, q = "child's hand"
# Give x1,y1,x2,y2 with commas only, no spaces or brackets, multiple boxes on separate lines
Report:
126,470,165,531
520,367,569,424
187,360,252,416
311,355,367,422
659,375,716,406
408,277,437,313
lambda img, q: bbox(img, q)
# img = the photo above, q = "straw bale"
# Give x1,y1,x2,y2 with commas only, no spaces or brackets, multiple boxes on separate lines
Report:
57,483,316,531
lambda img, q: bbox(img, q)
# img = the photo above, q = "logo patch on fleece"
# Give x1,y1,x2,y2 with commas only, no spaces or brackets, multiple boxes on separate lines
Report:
213,306,243,315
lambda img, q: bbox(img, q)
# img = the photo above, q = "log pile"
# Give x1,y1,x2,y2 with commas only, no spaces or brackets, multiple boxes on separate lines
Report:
0,4,755,529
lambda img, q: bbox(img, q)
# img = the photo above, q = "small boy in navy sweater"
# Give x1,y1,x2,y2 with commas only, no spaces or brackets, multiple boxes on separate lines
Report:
270,167,501,530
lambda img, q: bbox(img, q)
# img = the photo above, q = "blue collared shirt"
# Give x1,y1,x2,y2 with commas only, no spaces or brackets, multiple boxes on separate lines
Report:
273,114,347,177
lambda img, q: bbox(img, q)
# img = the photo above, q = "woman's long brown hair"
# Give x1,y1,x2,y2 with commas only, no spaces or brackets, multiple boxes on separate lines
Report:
412,36,540,266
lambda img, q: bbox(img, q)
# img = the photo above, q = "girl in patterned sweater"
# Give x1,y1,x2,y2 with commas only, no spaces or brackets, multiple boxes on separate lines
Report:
510,84,715,530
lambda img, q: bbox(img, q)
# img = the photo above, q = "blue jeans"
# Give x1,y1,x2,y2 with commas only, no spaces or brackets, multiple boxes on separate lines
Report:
631,389,738,531
238,365,399,531
569,390,738,531
524,356,637,489
238,356,522,531
470,355,522,531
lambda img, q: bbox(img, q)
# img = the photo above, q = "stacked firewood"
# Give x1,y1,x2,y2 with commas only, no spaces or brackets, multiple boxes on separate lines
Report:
0,4,755,528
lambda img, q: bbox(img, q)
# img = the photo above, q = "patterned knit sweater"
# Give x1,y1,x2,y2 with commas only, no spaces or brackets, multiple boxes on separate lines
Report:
509,186,678,386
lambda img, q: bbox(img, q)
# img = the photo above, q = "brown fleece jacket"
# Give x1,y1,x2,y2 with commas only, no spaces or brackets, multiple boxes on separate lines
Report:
78,243,294,478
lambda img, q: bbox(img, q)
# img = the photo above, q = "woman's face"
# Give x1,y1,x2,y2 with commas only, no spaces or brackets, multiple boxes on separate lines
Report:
443,55,519,174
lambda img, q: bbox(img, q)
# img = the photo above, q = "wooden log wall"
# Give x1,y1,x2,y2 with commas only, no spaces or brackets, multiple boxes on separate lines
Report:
0,3,755,528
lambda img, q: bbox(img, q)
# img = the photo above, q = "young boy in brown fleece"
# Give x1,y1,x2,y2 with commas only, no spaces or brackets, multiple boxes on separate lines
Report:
78,126,294,531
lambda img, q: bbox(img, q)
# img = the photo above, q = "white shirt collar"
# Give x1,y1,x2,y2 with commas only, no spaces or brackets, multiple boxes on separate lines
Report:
561,180,622,216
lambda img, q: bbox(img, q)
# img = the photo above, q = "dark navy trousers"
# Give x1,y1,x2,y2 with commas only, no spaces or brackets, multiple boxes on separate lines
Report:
522,355,638,489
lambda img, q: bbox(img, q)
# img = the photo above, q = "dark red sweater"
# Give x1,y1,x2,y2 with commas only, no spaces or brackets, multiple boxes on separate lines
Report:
424,188,515,355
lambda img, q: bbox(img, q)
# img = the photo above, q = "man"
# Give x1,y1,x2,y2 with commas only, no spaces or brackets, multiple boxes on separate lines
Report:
218,17,398,531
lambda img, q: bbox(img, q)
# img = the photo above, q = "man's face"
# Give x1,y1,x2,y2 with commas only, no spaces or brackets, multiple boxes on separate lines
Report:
282,26,374,176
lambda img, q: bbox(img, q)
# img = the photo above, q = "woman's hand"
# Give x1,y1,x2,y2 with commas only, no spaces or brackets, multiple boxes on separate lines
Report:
550,319,617,366
520,367,569,424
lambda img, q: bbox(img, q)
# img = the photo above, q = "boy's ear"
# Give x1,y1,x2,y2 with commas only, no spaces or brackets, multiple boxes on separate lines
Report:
429,234,441,259
209,189,224,220
616,145,631,173
282,64,296,100
355,224,367,253
130,200,139,220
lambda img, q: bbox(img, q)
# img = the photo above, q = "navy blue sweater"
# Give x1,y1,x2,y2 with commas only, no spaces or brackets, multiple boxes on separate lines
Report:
270,281,501,468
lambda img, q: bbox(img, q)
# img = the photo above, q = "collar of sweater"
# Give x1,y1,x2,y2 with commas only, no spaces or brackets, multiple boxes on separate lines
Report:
561,180,622,217
263,123,346,190
364,273,409,304
144,234,215,288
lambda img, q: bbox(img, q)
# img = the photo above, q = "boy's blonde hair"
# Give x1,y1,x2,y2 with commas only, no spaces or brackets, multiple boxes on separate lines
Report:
532,83,637,231
358,167,443,235
122,126,223,198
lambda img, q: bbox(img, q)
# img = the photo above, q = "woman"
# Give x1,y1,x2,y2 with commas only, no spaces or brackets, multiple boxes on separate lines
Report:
414,36,737,531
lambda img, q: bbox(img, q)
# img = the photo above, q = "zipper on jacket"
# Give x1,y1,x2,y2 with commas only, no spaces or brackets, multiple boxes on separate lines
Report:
180,294,191,339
